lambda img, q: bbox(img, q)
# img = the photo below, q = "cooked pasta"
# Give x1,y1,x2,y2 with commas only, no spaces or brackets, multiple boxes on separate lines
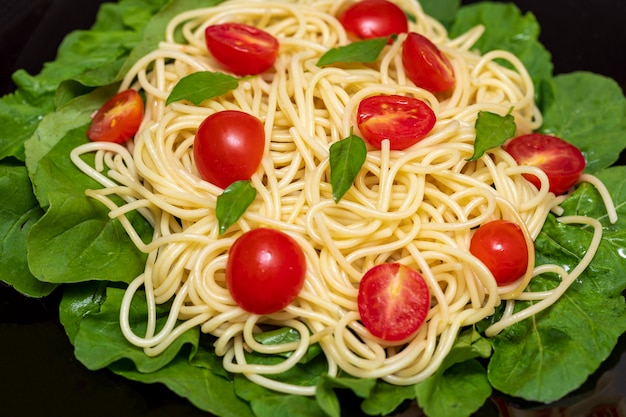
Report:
70,0,616,394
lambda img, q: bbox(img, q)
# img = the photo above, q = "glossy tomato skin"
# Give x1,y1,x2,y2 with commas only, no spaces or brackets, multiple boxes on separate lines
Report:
338,0,408,41
504,133,586,195
87,89,144,143
402,32,455,93
226,228,307,315
205,23,279,75
193,110,265,189
357,94,436,150
469,220,529,286
357,263,430,341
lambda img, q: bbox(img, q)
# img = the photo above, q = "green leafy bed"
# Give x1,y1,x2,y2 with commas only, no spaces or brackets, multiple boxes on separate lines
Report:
1,0,626,416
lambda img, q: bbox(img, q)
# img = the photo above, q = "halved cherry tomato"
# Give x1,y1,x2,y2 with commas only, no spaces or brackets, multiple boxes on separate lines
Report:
193,110,265,189
402,32,455,93
205,22,279,75
338,0,408,41
469,220,529,286
87,89,144,143
504,133,586,195
357,94,436,150
357,263,430,341
226,228,307,315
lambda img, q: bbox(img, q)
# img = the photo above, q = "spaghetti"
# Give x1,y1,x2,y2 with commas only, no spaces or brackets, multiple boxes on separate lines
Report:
70,0,615,394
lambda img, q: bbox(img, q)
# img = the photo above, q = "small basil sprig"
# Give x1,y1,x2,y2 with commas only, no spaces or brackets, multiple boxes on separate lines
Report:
468,109,517,160
316,37,391,67
166,71,241,105
216,180,256,235
329,132,367,202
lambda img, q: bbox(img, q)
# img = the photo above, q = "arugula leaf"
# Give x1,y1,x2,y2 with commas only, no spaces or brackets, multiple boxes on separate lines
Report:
539,72,626,173
58,281,108,343
234,375,326,417
420,0,462,26
166,72,241,105
316,37,390,67
449,3,552,102
415,329,492,417
27,191,150,284
488,167,626,402
361,381,416,416
216,180,257,235
252,327,323,364
469,110,516,161
315,375,376,417
73,287,198,372
329,133,367,202
0,163,52,297
0,0,171,161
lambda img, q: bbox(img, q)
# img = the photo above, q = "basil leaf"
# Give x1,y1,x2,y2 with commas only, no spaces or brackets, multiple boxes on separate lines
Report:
329,134,367,202
469,110,516,160
316,37,390,67
166,71,240,105
216,180,256,235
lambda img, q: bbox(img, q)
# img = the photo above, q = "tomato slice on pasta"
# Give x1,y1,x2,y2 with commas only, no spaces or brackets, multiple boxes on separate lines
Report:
87,89,144,143
504,133,586,195
402,32,455,93
205,22,279,75
356,94,436,150
358,263,430,341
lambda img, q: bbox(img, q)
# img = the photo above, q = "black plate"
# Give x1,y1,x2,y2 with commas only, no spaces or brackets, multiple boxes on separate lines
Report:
1,1,625,416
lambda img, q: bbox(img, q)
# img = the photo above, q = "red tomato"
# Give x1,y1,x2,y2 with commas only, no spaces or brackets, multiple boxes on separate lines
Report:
357,263,430,341
469,220,529,286
357,94,436,150
402,32,455,93
87,89,144,143
193,110,265,189
338,0,408,41
504,133,586,195
226,228,307,315
204,23,279,75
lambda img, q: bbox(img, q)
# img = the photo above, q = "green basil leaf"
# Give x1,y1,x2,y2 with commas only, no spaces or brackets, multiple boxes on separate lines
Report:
166,71,240,105
469,110,516,160
316,37,390,67
329,134,367,203
216,180,256,235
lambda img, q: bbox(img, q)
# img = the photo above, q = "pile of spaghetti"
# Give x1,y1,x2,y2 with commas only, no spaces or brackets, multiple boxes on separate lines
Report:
70,0,614,395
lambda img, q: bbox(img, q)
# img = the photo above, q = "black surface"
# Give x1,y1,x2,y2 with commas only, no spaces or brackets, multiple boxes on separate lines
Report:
1,1,625,417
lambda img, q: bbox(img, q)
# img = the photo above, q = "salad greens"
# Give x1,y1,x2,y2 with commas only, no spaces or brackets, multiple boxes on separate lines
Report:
1,0,625,416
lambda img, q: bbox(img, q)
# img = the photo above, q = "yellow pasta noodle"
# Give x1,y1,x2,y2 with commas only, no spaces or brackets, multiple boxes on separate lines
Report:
69,0,615,395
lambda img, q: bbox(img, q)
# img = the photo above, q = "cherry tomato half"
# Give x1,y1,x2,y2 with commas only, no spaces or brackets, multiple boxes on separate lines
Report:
193,110,265,189
469,220,529,286
357,94,436,150
504,133,586,195
226,228,307,315
357,263,430,341
402,32,455,93
205,22,279,75
87,89,144,143
338,0,408,41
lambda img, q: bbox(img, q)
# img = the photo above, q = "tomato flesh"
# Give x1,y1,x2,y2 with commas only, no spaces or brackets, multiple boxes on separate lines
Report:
402,32,455,93
357,263,430,341
226,228,307,315
469,220,529,286
193,110,265,189
205,23,279,75
504,133,586,195
357,94,436,150
338,0,408,41
87,89,144,143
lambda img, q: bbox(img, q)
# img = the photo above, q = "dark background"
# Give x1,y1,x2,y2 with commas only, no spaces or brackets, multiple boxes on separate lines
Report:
1,1,625,416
